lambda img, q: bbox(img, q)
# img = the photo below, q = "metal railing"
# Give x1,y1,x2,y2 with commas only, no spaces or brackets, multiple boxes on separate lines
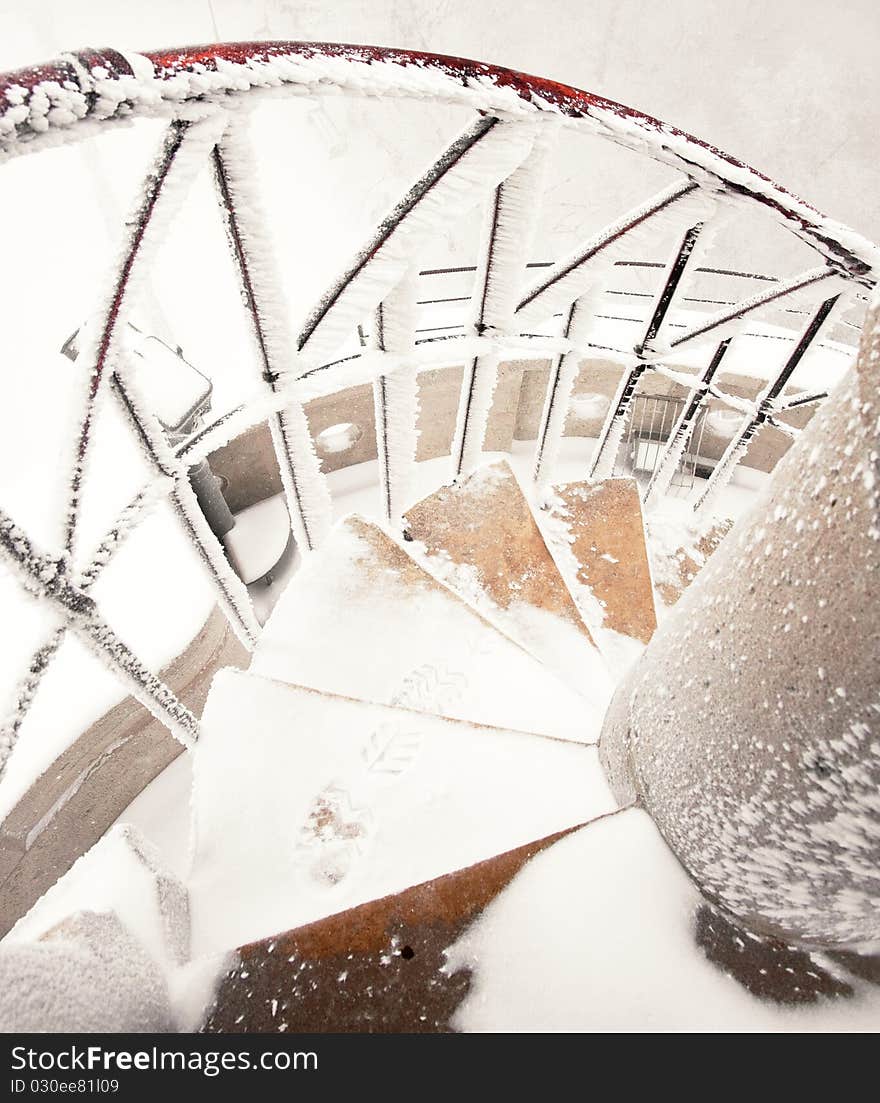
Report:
0,41,876,764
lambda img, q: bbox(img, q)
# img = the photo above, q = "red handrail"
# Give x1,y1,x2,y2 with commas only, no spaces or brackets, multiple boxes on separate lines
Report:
1,41,876,281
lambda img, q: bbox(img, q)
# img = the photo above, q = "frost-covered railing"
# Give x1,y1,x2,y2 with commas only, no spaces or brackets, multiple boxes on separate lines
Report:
0,41,877,759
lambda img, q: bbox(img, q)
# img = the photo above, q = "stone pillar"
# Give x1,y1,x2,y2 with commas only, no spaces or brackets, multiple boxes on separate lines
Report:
600,294,880,948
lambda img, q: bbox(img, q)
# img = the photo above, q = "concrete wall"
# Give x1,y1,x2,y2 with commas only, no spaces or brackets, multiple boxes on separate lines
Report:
209,358,815,512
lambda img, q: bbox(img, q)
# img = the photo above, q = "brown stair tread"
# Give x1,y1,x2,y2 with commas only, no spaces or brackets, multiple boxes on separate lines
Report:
650,518,733,607
201,824,581,1034
404,460,594,644
542,478,658,646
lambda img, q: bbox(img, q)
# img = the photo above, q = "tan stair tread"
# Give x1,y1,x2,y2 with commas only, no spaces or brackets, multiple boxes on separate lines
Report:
543,478,658,647
250,514,601,744
405,460,594,643
201,823,582,1034
189,669,616,954
403,461,610,696
651,518,733,607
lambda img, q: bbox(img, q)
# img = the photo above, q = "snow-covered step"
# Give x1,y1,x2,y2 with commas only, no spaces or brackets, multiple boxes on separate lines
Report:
202,823,582,1033
538,478,658,666
648,517,733,608
188,669,617,955
445,809,880,1031
403,460,612,699
250,514,602,743
203,804,880,1033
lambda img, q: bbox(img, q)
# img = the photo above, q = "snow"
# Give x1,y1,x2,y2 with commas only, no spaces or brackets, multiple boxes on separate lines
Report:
250,514,603,744
449,808,880,1031
221,494,291,586
0,823,228,1032
0,912,175,1033
188,669,617,954
404,463,613,701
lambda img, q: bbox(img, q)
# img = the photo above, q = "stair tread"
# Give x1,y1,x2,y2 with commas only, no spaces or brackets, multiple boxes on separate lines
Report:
202,823,581,1033
403,460,611,697
189,669,616,954
250,514,601,742
201,802,880,1033
538,478,658,663
649,517,733,608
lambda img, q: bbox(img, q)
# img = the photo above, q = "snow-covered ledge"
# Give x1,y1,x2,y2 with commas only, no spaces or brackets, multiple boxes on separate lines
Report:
600,292,880,947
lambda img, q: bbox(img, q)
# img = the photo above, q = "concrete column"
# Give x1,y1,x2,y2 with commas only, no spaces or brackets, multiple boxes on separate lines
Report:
600,294,880,948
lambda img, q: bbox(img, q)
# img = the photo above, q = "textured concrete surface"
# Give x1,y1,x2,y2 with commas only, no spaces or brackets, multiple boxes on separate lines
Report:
600,300,880,946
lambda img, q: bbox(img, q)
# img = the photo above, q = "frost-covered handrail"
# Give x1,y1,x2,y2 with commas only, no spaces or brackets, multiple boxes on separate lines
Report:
1,42,878,281
0,39,877,774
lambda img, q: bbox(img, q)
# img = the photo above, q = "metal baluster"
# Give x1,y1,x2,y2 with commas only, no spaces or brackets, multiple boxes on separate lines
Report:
693,295,841,516
644,339,732,507
212,133,331,554
62,120,193,559
371,275,419,524
665,267,839,353
590,221,706,480
453,125,551,476
533,295,593,490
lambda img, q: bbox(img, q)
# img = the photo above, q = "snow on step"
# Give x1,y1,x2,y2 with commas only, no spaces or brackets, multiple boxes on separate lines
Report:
403,461,612,701
203,824,580,1034
648,516,733,609
447,809,880,1032
188,670,617,954
0,910,174,1032
250,514,600,743
538,478,658,666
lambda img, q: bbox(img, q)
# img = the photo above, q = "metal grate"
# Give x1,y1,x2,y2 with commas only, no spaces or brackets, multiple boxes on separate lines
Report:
625,394,709,497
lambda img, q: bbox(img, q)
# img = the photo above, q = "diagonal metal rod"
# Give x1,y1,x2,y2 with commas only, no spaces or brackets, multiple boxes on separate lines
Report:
299,114,502,354
664,267,838,353
590,221,706,480
62,120,190,559
693,295,841,515
515,180,699,322
111,371,260,648
0,478,170,764
0,508,198,767
643,339,732,507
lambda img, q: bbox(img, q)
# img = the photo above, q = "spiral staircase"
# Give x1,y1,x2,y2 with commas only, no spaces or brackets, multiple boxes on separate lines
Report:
0,42,878,1032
